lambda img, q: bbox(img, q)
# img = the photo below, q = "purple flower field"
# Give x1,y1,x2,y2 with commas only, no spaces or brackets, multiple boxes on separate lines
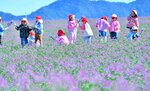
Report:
0,17,150,91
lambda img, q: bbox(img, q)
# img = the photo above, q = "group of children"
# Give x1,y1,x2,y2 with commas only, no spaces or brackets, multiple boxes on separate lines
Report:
95,10,139,42
0,10,140,47
15,16,44,47
96,14,121,42
56,9,139,45
53,14,94,45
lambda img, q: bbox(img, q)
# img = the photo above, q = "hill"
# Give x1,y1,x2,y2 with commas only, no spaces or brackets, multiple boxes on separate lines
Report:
1,0,150,20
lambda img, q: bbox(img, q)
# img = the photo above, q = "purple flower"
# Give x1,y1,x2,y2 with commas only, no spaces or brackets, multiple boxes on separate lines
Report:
0,76,9,89
77,70,89,81
102,79,112,88
113,77,130,91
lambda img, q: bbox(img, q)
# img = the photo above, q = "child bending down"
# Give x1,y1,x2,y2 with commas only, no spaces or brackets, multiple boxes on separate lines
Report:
54,29,69,45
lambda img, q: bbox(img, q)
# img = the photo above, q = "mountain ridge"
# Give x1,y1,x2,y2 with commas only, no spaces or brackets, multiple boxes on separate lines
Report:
1,0,150,20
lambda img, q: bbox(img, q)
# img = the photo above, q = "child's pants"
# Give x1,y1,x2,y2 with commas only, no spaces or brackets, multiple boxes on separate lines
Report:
69,30,77,44
21,38,28,47
35,34,43,46
127,31,139,41
110,32,118,39
83,36,92,43
99,31,107,42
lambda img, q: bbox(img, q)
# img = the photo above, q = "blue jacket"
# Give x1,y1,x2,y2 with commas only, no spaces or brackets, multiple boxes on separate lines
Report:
34,22,43,35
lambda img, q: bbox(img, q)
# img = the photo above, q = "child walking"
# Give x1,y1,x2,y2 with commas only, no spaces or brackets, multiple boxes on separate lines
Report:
79,17,93,43
127,10,139,41
95,16,110,42
67,14,78,44
15,18,31,48
54,29,69,45
0,16,9,46
109,14,121,39
33,16,44,47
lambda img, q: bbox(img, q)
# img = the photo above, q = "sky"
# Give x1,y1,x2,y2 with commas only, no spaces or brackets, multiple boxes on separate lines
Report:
0,0,135,16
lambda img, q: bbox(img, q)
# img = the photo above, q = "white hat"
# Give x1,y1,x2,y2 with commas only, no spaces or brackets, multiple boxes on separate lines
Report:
132,26,138,30
0,16,2,20
21,18,28,24
22,18,28,22
132,10,138,16
112,14,117,17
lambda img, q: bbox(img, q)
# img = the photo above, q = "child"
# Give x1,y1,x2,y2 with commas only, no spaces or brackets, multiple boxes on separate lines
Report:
79,17,93,43
127,10,139,41
130,26,139,40
0,16,9,46
28,31,35,46
34,16,44,47
109,14,121,39
54,29,69,45
95,16,110,42
67,14,78,44
15,18,31,48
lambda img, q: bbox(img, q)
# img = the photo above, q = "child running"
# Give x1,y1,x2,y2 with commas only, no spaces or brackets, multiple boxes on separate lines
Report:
109,14,121,40
79,17,93,43
67,14,78,44
95,16,110,42
127,10,139,41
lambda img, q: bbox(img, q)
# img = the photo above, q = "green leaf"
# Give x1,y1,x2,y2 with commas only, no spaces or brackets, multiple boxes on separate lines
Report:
71,68,80,76
81,81,93,91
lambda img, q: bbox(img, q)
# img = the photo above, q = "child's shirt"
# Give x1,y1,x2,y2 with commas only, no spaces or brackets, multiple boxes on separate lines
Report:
127,16,139,28
67,20,78,32
80,23,93,37
55,35,69,45
28,36,35,42
15,24,31,38
109,20,120,32
96,19,110,31
34,21,43,35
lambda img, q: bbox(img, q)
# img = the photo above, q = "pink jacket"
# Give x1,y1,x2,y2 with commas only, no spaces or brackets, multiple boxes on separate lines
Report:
67,20,78,32
96,19,110,31
109,20,120,32
127,16,139,28
55,36,69,45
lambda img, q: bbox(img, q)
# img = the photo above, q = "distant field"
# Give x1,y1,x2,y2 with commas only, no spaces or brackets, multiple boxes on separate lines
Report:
0,17,150,91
